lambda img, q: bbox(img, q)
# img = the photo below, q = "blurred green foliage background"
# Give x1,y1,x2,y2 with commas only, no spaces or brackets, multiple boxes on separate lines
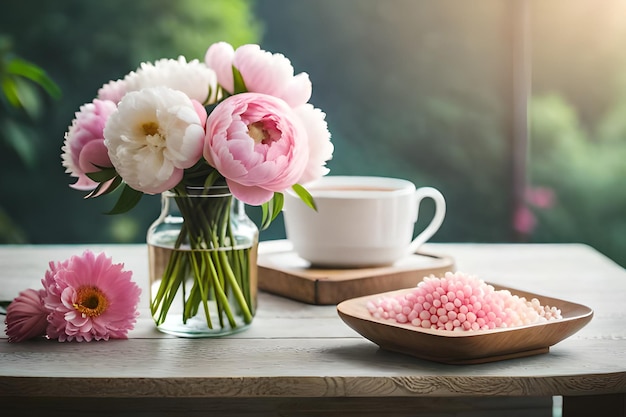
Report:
1,0,625,267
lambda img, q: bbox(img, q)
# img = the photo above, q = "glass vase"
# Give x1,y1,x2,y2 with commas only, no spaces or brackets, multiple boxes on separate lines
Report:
147,186,258,337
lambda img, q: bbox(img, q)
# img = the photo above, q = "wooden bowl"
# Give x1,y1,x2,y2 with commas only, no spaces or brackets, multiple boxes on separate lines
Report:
337,285,593,364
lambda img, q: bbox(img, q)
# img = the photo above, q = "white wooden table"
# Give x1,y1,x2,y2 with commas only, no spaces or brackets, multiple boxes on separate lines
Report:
1,242,624,416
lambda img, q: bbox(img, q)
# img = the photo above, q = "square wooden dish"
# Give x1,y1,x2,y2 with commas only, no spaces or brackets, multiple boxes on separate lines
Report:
337,285,593,364
257,240,455,305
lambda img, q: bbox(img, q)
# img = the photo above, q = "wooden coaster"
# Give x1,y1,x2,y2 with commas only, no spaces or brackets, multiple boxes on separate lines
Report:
257,240,455,305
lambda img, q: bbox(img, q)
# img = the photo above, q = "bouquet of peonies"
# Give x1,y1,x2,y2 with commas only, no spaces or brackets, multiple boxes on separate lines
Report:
63,42,332,216
61,42,333,334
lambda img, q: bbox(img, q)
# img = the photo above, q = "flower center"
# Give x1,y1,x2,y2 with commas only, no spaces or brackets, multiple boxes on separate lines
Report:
247,121,269,144
247,120,280,145
73,286,109,318
143,122,160,136
142,122,166,149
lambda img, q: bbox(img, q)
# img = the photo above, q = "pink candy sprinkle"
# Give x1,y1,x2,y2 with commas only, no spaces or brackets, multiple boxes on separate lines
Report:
366,271,562,332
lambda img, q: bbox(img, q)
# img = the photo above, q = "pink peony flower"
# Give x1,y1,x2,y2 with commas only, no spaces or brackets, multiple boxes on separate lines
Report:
97,79,128,103
205,42,333,186
42,250,141,342
204,92,309,205
205,42,311,108
4,288,48,342
61,99,117,191
104,86,207,195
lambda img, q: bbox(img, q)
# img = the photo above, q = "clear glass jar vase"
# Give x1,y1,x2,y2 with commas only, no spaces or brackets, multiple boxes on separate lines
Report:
147,186,258,337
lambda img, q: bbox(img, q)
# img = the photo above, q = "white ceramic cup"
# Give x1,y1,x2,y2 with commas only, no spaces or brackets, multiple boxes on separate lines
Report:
282,176,446,267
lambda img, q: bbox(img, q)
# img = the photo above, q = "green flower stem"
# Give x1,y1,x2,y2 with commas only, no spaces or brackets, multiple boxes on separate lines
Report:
150,189,254,332
205,250,236,328
209,250,227,327
187,251,212,328
150,227,186,314
219,249,253,323
152,250,186,325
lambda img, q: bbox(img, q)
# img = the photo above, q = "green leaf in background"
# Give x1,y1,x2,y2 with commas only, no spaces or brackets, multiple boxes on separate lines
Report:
291,184,317,211
0,117,38,167
0,76,21,108
0,38,61,174
6,58,61,100
1,56,61,119
105,184,143,215
9,77,43,119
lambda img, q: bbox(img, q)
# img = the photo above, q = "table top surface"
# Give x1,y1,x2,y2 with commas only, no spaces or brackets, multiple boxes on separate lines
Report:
1,241,625,399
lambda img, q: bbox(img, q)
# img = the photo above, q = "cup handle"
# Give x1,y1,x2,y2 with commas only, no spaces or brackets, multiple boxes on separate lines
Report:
406,187,446,255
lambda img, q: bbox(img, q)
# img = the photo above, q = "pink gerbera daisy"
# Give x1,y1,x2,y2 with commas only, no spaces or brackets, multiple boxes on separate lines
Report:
4,288,48,342
42,250,141,342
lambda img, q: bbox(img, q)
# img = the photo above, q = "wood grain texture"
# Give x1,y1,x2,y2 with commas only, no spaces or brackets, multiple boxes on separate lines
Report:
257,240,455,304
0,242,625,417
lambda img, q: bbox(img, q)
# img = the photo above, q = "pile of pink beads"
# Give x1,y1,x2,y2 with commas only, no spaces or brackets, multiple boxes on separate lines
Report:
366,271,562,331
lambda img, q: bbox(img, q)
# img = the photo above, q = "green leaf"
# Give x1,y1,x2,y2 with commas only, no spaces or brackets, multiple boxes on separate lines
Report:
105,184,143,215
260,202,270,230
11,78,42,119
1,77,21,108
270,192,284,224
291,184,317,211
86,167,118,183
260,193,284,230
84,175,123,199
0,117,38,167
7,58,62,99
232,65,247,94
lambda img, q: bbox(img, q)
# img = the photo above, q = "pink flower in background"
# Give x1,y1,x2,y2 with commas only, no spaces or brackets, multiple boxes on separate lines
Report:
526,186,556,209
513,186,557,236
104,86,207,195
61,99,117,191
204,92,308,205
513,205,537,235
4,288,48,342
42,250,141,342
205,42,311,108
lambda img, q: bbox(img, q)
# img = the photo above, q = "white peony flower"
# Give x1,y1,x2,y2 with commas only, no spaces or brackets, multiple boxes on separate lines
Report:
123,56,219,105
294,103,333,184
104,86,206,194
